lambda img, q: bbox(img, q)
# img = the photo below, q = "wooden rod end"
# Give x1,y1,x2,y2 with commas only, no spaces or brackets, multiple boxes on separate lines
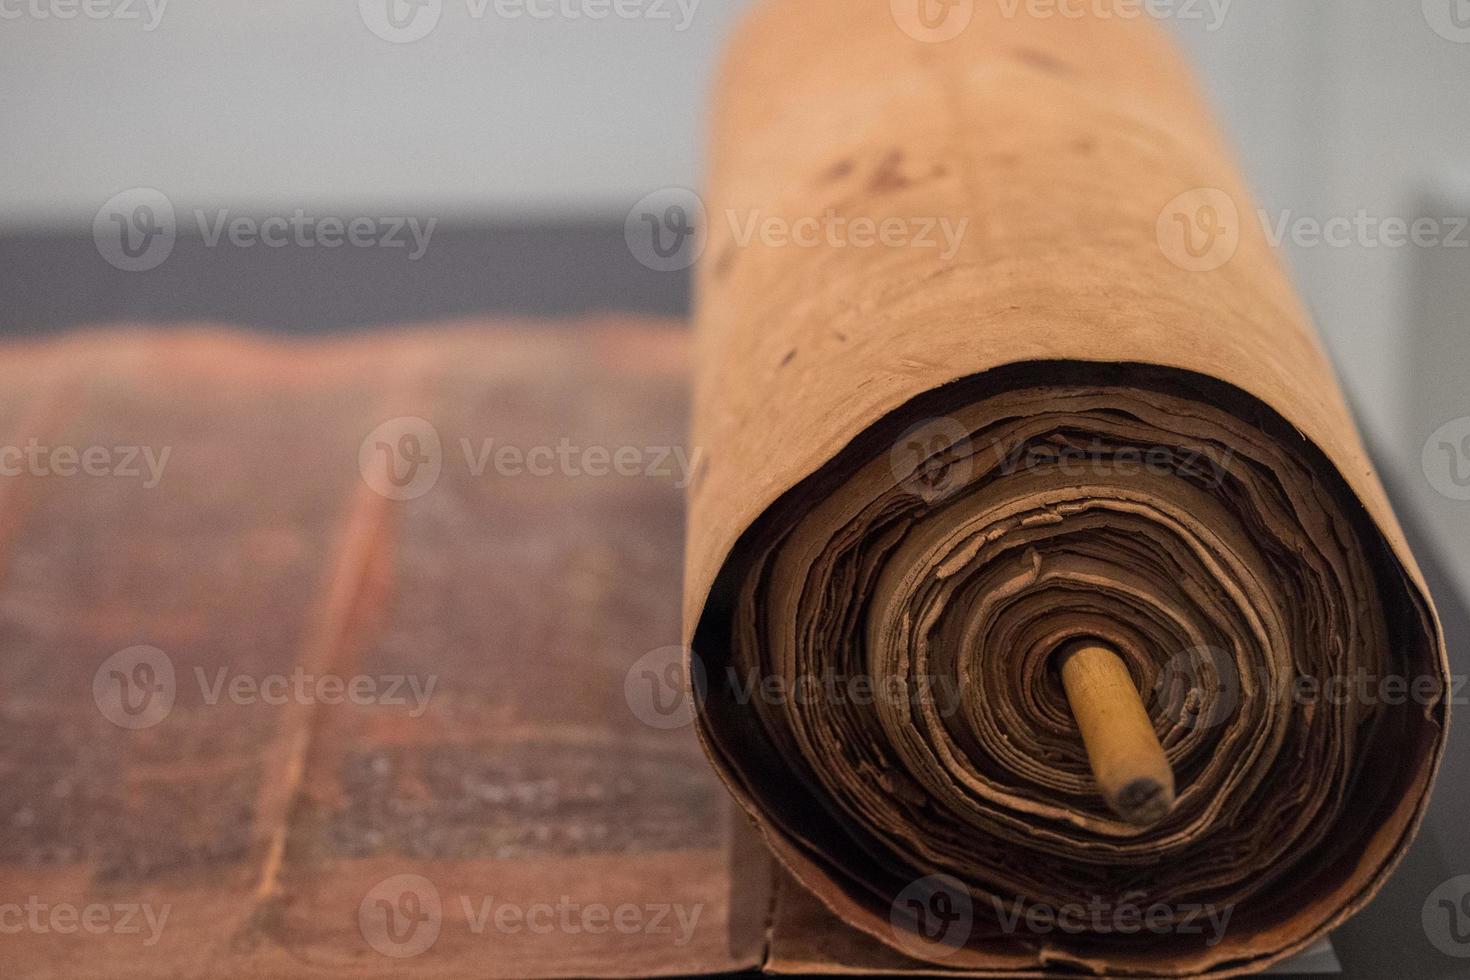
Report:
1056,639,1176,828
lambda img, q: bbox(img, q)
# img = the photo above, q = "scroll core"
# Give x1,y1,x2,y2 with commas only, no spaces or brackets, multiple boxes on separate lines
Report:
1057,639,1176,827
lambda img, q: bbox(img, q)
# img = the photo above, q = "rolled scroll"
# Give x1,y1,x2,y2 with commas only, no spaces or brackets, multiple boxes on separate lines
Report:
684,1,1449,975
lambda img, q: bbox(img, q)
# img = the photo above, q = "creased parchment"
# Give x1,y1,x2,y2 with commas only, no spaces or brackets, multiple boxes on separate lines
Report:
684,1,1450,976
0,323,763,980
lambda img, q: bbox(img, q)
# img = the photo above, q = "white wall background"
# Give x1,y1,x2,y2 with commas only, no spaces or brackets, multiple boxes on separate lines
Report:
1171,4,1470,454
0,0,749,225
3,0,1469,580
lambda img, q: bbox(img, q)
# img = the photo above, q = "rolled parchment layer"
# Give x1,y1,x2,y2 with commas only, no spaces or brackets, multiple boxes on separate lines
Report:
684,1,1448,976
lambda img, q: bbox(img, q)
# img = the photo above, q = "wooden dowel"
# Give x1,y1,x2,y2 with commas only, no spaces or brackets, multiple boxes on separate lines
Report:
1056,639,1175,827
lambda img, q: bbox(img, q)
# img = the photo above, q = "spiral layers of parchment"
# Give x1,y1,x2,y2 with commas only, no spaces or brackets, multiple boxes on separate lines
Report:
693,372,1441,974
